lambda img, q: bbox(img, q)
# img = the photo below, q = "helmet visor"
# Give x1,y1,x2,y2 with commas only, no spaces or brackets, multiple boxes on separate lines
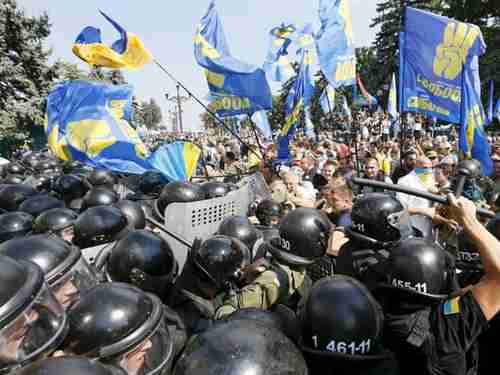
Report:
386,210,413,240
0,284,67,370
109,319,173,375
50,257,99,310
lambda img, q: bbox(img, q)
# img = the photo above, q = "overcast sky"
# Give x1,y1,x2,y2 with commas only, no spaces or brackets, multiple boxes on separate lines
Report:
19,0,380,132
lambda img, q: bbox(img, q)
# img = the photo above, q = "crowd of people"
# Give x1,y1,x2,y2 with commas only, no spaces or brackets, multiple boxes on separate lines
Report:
0,108,500,375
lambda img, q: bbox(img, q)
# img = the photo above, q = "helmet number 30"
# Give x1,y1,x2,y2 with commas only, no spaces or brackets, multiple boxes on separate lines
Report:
312,336,371,355
280,237,291,251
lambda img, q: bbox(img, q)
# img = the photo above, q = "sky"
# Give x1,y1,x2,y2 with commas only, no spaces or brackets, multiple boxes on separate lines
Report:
18,0,380,132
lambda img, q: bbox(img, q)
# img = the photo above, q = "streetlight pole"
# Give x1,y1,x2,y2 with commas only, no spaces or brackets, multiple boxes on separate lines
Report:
165,86,190,134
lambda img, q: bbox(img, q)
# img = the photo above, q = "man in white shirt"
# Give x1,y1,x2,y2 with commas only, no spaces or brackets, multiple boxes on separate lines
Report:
396,157,437,237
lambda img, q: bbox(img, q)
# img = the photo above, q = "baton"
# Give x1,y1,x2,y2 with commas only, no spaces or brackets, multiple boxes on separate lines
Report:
145,216,193,248
352,177,495,219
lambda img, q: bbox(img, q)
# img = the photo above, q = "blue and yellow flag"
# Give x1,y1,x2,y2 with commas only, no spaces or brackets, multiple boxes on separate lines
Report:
459,69,493,176
263,23,296,83
73,11,152,70
46,80,151,174
388,73,398,120
194,1,272,117
251,110,272,140
320,85,336,113
401,7,486,123
147,141,201,182
316,0,356,89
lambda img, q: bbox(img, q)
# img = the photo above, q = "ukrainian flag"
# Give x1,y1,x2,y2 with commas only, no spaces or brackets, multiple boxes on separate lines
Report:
147,141,201,182
73,11,152,70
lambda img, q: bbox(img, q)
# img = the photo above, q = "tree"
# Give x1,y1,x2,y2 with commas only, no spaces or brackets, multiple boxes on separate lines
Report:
141,98,163,129
0,0,59,135
53,61,88,82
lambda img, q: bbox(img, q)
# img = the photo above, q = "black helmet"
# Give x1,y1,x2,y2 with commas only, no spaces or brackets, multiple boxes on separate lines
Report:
256,199,282,226
138,171,165,196
33,208,77,235
173,319,308,375
0,256,68,373
73,206,131,248
0,184,37,211
299,276,385,362
113,200,146,229
191,235,251,292
0,234,98,309
34,160,52,173
154,182,204,219
64,283,174,375
6,163,24,175
53,174,90,202
22,154,40,169
81,188,118,210
486,215,500,241
200,181,229,199
347,193,413,247
0,212,33,243
18,195,65,218
216,216,260,256
87,170,117,189
32,174,57,192
106,230,178,295
3,175,24,184
268,208,332,267
12,357,119,375
374,238,448,304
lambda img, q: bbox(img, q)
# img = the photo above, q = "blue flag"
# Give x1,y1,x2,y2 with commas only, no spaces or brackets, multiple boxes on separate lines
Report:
459,69,492,176
496,98,500,123
388,73,398,120
486,80,494,125
263,23,296,82
277,50,316,161
46,80,151,174
72,11,152,70
316,0,356,88
194,1,272,117
341,95,352,118
401,7,486,123
320,85,336,113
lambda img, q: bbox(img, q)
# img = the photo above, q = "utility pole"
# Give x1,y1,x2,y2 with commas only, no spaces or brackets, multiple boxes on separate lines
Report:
165,86,190,134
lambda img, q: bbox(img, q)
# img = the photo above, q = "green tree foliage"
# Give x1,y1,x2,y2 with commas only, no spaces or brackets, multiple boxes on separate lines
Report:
140,98,163,129
0,0,58,135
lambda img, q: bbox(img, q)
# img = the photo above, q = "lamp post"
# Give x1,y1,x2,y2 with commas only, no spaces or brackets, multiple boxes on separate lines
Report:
165,84,190,133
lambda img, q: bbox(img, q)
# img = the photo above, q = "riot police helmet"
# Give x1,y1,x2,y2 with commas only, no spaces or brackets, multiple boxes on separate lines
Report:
0,235,98,309
191,235,251,292
87,170,117,189
373,238,449,305
268,208,332,267
73,206,131,248
106,230,178,296
346,193,414,248
0,184,37,211
216,216,261,257
33,208,77,237
53,174,90,202
18,195,65,218
173,319,308,375
3,175,24,185
256,199,282,227
113,200,146,230
200,181,229,199
0,256,68,373
154,182,204,219
0,212,33,243
6,163,24,176
486,215,500,241
138,171,165,197
299,276,386,361
64,283,174,375
81,188,118,210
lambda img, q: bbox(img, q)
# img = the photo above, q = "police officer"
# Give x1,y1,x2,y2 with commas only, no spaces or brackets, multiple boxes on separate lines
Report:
33,208,78,243
0,212,33,243
0,234,99,309
12,357,124,375
18,195,65,218
372,195,500,375
113,200,146,230
199,181,229,199
173,318,308,375
52,174,90,210
62,283,175,375
0,184,37,212
167,235,251,336
215,208,332,319
81,187,119,211
298,276,398,375
216,216,261,259
0,256,68,374
255,199,282,227
154,182,204,222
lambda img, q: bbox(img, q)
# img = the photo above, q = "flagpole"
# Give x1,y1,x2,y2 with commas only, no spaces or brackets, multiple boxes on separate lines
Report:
247,115,266,158
152,59,262,160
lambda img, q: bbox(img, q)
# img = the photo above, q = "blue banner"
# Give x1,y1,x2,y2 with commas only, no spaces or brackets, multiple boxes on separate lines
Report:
320,85,336,113
194,1,272,117
263,23,296,83
496,98,500,123
316,0,356,88
46,80,151,174
388,73,398,120
401,7,486,123
459,69,492,176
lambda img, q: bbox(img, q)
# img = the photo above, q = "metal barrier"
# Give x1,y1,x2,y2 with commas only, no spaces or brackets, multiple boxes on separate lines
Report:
162,183,250,270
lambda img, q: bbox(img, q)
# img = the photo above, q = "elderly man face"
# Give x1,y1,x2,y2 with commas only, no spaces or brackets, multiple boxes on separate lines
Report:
364,159,380,179
283,173,299,194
